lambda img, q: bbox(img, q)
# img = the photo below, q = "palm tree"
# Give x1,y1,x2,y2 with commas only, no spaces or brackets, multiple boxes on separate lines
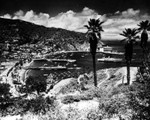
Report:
138,20,150,61
138,20,150,50
120,28,139,85
84,18,104,87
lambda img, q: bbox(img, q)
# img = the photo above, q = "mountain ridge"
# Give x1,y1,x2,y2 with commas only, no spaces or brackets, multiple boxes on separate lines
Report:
0,17,87,47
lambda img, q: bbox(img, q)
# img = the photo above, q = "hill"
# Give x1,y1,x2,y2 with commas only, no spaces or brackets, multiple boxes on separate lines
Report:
0,17,87,51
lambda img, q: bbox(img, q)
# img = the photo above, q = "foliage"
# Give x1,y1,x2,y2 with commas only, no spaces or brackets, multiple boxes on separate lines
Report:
61,87,105,104
138,20,150,31
126,65,150,119
61,95,80,104
138,20,150,49
84,18,104,33
85,18,104,54
0,83,13,116
120,28,139,39
120,28,139,59
87,110,102,120
59,80,79,94
25,76,47,95
85,18,104,87
97,59,150,119
20,106,81,120
14,96,55,115
0,17,86,51
120,28,139,85
98,85,131,119
0,95,55,116
0,83,11,99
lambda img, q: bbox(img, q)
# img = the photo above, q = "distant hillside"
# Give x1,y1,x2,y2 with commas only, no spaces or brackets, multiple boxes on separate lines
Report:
0,18,87,49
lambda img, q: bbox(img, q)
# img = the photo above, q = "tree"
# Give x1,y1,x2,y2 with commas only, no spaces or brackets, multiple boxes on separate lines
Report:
25,76,47,95
138,20,150,50
127,61,150,119
0,83,11,100
84,18,104,87
138,20,150,61
0,83,12,114
120,28,139,85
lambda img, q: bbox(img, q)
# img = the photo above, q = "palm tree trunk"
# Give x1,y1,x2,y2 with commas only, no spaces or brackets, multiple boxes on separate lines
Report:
126,61,130,85
92,54,97,87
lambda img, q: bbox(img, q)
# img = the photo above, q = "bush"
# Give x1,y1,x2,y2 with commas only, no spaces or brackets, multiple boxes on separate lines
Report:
82,87,105,98
99,94,129,119
61,87,106,105
25,76,47,95
126,79,150,119
14,96,55,115
87,110,102,120
59,80,79,94
61,95,80,104
0,83,12,116
0,83,11,99
97,60,150,119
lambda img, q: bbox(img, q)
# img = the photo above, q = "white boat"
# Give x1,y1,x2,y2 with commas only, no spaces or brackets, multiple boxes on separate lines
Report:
98,58,123,62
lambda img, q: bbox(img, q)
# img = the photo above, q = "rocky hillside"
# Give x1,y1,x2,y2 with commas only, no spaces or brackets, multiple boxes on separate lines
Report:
0,17,87,50
0,67,140,120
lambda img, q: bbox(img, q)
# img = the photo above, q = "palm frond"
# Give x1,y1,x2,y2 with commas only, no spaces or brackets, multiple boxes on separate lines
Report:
120,38,128,43
134,36,140,39
120,28,139,43
138,20,150,30
84,25,90,29
84,18,104,36
120,33,126,37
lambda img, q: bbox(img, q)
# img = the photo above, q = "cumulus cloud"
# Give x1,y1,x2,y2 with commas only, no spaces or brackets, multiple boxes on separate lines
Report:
0,7,104,32
0,7,150,40
121,8,140,18
12,10,50,26
103,8,150,39
1,14,12,19
47,7,104,32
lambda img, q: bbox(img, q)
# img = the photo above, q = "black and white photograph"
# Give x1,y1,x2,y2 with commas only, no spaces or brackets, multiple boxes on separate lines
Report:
0,0,150,119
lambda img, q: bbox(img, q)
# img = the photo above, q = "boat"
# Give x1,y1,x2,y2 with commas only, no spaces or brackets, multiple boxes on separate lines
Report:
23,66,67,70
98,58,123,62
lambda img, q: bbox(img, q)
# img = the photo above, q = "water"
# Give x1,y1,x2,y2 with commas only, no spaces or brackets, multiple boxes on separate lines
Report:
24,40,150,81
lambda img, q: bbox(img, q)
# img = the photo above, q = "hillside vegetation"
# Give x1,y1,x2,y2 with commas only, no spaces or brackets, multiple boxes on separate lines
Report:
0,18,88,54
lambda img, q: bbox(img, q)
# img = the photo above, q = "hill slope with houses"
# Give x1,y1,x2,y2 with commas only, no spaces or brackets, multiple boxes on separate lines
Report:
0,18,88,53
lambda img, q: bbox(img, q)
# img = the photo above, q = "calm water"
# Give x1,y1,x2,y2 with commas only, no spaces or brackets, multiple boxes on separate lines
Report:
25,40,150,81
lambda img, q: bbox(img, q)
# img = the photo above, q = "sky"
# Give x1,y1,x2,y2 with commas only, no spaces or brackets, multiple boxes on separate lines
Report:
0,0,150,40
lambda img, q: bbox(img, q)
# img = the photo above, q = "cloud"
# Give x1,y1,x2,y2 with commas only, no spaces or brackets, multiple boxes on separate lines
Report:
1,14,12,19
0,7,104,32
0,7,150,40
121,8,140,18
12,10,50,26
103,8,150,39
47,7,104,32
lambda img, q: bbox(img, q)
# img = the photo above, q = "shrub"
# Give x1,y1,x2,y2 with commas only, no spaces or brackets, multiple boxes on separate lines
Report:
0,83,12,116
61,95,80,104
87,110,102,120
61,87,106,104
98,94,130,119
82,86,105,98
14,96,55,115
25,76,47,95
97,60,150,119
0,83,11,99
126,79,150,119
59,80,79,94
